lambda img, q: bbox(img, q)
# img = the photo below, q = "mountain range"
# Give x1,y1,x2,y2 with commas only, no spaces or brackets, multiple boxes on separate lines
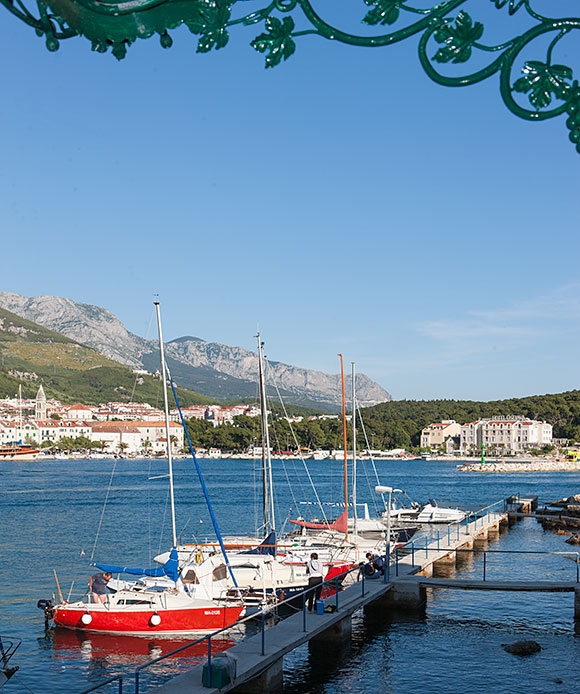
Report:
0,306,207,407
0,292,392,410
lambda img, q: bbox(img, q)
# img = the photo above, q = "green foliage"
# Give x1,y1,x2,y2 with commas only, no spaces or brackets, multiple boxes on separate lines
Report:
362,391,580,448
0,306,214,407
183,390,580,453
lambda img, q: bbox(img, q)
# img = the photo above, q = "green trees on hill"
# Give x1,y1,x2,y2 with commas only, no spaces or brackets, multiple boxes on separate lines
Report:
183,390,580,453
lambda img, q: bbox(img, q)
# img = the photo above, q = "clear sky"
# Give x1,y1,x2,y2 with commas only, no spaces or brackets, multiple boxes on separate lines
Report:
1,1,578,401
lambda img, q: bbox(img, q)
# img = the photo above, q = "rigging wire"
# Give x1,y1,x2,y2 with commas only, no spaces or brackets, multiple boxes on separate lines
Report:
263,357,310,518
356,402,386,513
90,458,118,562
266,362,329,527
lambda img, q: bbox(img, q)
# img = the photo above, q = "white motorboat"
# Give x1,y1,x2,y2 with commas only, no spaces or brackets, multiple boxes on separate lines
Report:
387,498,466,524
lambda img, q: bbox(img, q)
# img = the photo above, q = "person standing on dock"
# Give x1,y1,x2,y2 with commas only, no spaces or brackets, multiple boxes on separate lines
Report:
306,552,323,612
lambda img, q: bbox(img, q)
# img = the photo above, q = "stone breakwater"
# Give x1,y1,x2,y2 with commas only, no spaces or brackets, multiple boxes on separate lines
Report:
457,460,580,473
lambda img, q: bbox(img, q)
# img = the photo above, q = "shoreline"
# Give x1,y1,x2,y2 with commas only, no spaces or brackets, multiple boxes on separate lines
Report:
457,460,580,473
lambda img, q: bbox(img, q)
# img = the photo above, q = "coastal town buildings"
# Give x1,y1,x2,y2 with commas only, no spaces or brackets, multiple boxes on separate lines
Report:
459,417,553,455
420,420,461,451
170,404,260,425
0,419,92,446
90,420,184,455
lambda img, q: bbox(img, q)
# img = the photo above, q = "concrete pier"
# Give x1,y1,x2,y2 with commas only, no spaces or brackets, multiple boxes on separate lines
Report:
384,580,426,611
232,659,283,694
311,613,352,645
153,498,572,694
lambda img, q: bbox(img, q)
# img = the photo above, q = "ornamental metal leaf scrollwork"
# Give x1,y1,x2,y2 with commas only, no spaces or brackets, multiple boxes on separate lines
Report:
490,0,526,15
362,0,401,27
513,61,573,110
251,16,295,68
433,11,483,64
192,1,231,53
2,0,580,155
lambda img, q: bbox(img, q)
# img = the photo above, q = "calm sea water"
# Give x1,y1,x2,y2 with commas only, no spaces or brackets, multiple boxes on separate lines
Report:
2,457,580,693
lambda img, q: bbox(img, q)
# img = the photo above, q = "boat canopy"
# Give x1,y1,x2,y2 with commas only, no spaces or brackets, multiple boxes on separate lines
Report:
240,531,277,557
93,547,180,583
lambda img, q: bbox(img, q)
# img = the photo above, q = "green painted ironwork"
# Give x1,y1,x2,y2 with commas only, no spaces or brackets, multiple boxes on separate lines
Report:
3,0,580,153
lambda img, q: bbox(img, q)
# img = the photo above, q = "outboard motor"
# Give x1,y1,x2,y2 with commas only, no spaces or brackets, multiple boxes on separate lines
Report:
37,599,54,627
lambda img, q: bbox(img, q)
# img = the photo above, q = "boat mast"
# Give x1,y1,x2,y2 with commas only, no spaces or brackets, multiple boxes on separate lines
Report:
18,384,22,441
154,301,178,548
339,354,349,543
257,333,275,534
352,362,357,539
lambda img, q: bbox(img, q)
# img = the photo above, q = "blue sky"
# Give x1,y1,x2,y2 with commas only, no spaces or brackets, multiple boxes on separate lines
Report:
1,1,578,401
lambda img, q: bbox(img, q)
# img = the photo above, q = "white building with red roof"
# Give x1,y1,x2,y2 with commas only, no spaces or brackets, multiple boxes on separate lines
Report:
460,417,553,455
90,420,184,455
0,419,91,446
64,403,95,420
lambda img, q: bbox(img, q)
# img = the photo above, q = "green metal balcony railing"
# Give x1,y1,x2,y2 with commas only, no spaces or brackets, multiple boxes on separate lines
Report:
2,1,580,154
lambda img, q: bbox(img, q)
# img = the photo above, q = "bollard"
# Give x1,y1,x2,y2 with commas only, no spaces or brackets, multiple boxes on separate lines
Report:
261,610,265,655
483,552,487,581
425,536,429,559
303,592,307,632
335,577,339,610
411,542,415,567
395,548,399,577
437,531,440,551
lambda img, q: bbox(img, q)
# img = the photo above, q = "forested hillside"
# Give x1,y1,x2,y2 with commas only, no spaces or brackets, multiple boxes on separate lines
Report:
183,391,580,452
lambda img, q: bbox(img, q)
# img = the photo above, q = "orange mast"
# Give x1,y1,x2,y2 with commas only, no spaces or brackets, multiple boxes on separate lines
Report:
339,354,349,543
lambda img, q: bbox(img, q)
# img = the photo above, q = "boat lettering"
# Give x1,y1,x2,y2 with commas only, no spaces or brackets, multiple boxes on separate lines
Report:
204,610,221,615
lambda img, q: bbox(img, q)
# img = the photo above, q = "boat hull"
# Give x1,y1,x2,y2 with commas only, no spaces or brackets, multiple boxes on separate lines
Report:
53,604,244,635
0,448,40,461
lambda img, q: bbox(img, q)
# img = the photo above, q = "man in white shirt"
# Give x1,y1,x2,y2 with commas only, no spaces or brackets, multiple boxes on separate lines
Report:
306,552,324,612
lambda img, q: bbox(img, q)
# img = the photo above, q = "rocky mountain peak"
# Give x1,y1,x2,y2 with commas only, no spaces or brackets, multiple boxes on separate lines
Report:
0,292,392,409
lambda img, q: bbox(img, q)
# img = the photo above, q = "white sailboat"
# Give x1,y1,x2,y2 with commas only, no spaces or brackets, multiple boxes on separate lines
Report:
41,301,245,634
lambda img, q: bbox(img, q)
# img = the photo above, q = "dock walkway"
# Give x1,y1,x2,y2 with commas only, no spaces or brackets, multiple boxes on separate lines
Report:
152,504,509,693
154,576,392,694
405,577,579,592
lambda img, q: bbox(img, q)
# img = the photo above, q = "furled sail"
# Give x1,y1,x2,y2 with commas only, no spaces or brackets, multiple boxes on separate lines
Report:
92,547,180,583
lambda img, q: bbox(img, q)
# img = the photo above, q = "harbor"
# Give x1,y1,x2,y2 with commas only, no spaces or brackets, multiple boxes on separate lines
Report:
4,458,580,693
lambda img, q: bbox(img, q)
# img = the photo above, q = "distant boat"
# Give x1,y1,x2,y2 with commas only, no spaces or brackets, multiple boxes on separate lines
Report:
0,442,40,461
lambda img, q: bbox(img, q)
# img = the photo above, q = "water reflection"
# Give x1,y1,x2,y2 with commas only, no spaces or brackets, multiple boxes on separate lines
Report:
45,628,235,688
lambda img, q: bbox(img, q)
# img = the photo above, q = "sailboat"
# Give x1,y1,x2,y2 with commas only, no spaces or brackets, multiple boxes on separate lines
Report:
286,358,418,562
42,301,245,634
155,334,354,607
